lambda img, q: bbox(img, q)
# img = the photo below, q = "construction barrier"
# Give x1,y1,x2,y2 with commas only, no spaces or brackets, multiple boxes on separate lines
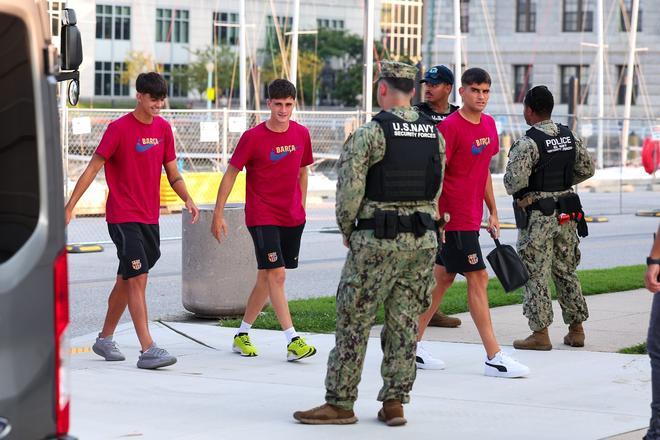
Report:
160,171,246,211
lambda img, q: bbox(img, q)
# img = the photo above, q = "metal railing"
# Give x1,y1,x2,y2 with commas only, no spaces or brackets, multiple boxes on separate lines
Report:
63,107,659,245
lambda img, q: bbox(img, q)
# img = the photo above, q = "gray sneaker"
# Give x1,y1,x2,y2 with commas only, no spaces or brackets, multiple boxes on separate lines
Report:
137,344,177,370
92,334,126,361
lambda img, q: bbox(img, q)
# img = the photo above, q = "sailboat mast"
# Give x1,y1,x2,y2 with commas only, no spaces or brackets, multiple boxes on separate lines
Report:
596,0,604,169
621,0,640,167
453,0,462,106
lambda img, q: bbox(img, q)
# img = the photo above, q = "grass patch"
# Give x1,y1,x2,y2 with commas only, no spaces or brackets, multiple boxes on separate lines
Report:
218,264,646,333
619,342,647,355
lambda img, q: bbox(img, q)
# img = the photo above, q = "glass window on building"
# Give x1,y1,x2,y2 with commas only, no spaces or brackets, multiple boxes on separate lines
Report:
174,10,189,43
96,4,130,40
460,0,469,33
560,65,589,104
516,0,536,32
157,8,189,43
96,5,112,39
619,0,642,32
267,15,292,50
317,18,345,30
380,0,423,62
94,61,129,97
562,0,593,32
114,6,131,40
616,65,639,105
161,64,189,98
513,65,533,103
213,12,238,45
48,0,65,38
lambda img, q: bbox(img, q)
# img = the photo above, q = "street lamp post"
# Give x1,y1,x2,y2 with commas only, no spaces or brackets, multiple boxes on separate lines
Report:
205,62,214,110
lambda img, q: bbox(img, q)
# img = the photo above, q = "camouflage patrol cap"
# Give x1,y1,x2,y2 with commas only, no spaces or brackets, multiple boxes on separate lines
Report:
378,60,418,80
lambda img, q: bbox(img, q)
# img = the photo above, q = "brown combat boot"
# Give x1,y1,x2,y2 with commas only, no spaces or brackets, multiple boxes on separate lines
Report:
293,403,358,425
564,323,585,347
513,328,552,351
429,311,462,328
377,399,407,426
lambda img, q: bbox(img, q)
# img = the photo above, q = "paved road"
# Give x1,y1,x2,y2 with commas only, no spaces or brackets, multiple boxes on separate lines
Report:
68,192,659,337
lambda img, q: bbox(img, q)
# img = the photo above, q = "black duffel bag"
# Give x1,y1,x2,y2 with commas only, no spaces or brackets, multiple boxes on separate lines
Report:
486,239,530,292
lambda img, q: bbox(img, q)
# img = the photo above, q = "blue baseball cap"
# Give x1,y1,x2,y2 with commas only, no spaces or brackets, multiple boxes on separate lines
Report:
420,65,454,85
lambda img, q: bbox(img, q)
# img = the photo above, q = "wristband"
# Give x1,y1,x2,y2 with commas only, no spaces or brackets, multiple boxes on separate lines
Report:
648,257,660,266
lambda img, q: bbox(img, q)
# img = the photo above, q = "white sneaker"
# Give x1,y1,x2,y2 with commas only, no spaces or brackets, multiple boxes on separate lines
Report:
484,351,530,378
415,343,445,370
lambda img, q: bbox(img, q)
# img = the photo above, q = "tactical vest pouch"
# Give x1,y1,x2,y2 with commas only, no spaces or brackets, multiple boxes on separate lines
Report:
557,193,580,214
556,193,589,238
536,198,556,216
373,210,398,239
411,212,435,237
577,218,589,238
513,200,528,229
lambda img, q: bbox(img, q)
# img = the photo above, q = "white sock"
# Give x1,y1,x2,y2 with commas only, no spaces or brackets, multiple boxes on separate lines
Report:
238,321,252,334
283,327,298,343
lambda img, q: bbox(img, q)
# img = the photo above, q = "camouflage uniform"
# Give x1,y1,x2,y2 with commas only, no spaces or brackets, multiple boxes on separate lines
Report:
503,120,595,331
324,62,446,411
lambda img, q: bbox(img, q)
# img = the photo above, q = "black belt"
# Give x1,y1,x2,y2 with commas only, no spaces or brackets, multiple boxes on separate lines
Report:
528,199,559,212
526,194,589,238
355,211,437,239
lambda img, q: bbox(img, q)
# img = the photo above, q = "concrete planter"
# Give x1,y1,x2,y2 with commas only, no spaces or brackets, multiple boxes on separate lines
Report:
182,204,256,317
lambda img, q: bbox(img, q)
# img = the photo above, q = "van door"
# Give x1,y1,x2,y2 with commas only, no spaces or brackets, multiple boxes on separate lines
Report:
0,6,70,440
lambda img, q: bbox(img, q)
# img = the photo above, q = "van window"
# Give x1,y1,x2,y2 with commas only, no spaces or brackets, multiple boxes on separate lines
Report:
0,13,39,263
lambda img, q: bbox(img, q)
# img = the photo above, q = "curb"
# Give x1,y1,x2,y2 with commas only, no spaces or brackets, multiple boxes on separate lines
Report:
585,216,609,223
67,244,104,253
70,347,92,355
636,209,660,217
480,221,516,230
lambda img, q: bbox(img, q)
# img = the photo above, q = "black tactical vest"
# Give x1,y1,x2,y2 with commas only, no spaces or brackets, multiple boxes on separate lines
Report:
365,111,442,202
518,124,576,196
415,102,459,124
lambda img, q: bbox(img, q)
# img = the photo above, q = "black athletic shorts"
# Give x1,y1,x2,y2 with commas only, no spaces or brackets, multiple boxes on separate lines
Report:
247,223,305,270
436,230,486,273
107,222,161,280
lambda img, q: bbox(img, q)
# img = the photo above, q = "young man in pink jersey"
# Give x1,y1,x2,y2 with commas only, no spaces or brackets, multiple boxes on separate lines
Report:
415,68,530,378
65,72,200,369
211,79,316,361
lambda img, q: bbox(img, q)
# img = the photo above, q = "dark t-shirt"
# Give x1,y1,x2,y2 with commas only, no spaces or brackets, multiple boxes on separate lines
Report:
415,102,459,124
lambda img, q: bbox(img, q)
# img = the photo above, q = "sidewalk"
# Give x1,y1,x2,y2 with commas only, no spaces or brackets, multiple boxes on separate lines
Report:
69,289,653,440
414,288,652,352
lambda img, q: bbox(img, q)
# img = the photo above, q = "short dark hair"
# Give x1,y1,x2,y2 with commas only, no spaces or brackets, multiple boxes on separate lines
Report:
461,68,491,87
524,85,554,117
268,79,296,100
136,72,168,99
380,77,414,93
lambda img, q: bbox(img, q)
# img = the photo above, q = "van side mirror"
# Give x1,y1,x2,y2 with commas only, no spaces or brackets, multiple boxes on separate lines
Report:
60,9,82,71
55,8,82,106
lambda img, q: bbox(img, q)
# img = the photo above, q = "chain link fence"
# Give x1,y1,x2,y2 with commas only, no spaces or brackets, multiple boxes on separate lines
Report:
63,108,659,245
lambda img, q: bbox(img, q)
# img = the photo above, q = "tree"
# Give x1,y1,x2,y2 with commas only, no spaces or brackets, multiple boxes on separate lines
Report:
260,49,323,107
187,45,240,100
120,51,156,85
296,28,391,107
334,64,363,107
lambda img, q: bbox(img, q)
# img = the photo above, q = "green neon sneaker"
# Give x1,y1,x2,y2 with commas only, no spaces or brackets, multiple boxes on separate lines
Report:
232,333,258,357
287,336,317,361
